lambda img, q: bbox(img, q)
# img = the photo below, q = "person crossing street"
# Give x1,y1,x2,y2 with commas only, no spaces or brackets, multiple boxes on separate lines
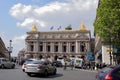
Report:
63,58,67,70
70,59,74,70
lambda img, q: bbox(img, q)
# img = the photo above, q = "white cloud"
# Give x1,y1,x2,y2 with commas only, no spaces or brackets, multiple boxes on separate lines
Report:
11,34,27,56
10,0,99,30
9,0,99,56
17,18,46,29
10,3,33,20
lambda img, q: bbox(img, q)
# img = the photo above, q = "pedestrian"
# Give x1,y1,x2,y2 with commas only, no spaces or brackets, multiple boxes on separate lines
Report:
96,63,99,70
70,59,74,70
63,59,67,70
87,62,90,70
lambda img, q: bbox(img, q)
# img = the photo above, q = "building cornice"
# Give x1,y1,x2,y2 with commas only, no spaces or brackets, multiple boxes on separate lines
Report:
27,29,90,34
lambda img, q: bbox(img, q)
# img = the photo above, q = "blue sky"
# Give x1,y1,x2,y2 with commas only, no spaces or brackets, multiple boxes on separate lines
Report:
0,0,99,57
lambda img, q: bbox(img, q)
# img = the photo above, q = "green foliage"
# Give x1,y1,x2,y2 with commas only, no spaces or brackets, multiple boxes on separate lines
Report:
94,0,120,47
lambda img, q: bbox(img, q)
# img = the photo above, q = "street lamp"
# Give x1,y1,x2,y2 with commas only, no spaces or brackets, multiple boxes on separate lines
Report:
7,40,13,60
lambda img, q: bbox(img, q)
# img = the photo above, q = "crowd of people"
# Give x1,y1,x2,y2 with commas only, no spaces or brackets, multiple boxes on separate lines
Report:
16,55,108,71
81,62,107,70
63,58,108,71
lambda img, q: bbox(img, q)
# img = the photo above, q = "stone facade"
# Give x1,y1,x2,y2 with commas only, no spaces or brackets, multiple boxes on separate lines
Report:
25,24,91,61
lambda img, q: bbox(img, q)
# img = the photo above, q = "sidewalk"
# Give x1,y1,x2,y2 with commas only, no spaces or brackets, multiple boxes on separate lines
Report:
74,68,97,73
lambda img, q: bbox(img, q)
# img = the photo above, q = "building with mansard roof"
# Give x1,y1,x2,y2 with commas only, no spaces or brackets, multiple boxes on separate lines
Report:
25,23,91,61
0,37,9,58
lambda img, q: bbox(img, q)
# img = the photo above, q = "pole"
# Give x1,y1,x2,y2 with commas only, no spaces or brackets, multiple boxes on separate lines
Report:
9,40,12,60
109,38,112,65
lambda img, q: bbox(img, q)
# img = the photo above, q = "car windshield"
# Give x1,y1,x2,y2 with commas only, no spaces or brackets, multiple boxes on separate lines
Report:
2,58,9,62
25,60,34,64
30,60,43,64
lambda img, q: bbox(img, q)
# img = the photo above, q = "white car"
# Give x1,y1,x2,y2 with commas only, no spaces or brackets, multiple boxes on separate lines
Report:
0,58,15,69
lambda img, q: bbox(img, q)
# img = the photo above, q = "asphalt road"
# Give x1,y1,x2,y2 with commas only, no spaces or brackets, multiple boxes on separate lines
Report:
0,65,96,80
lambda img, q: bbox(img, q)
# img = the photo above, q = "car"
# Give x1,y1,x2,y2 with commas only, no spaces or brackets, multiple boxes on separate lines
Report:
0,58,15,69
71,58,83,68
22,59,36,72
52,60,62,67
57,58,71,67
95,65,120,80
25,60,57,77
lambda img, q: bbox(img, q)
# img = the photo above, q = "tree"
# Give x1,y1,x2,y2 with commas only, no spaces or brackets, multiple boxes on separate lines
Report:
94,0,120,47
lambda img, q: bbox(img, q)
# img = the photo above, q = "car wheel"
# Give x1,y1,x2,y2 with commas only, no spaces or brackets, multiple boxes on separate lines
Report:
44,70,48,77
27,73,32,77
1,65,4,69
53,69,57,75
12,65,15,69
22,69,25,72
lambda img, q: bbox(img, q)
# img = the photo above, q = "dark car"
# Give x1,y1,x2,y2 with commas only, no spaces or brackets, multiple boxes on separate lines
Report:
95,65,120,80
52,60,62,67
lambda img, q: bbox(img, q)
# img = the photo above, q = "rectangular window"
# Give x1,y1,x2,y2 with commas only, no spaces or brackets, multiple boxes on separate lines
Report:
71,46,75,52
62,46,66,52
47,45,51,52
54,45,58,52
80,45,85,52
39,45,43,52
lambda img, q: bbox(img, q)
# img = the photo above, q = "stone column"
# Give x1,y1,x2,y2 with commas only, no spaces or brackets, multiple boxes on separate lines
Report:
34,41,39,53
58,42,60,53
51,42,54,53
69,42,71,53
68,42,70,53
76,41,78,53
78,41,80,53
59,42,62,53
26,42,30,51
86,41,90,52
43,42,46,53
66,42,69,53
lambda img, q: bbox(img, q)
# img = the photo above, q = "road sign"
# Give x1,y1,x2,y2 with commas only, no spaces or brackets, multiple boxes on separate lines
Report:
88,51,95,61
106,49,113,52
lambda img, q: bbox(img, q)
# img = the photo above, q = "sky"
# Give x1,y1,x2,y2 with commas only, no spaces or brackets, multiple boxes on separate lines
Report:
0,0,99,57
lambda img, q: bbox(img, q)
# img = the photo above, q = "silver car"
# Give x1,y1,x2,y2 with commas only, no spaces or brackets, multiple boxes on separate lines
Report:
0,58,15,69
22,59,37,72
25,60,57,77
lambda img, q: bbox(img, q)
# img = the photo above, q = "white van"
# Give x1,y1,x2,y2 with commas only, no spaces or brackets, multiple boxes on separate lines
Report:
57,58,71,67
74,58,83,68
